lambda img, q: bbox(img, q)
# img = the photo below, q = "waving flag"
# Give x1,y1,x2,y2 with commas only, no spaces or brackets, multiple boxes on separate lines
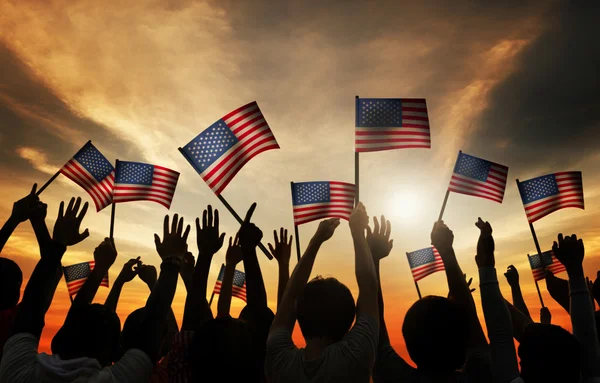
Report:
59,142,114,211
355,98,430,152
448,152,508,203
528,250,566,281
407,247,445,282
113,161,179,208
213,264,247,302
179,101,279,194
518,171,584,223
292,181,355,225
63,261,109,296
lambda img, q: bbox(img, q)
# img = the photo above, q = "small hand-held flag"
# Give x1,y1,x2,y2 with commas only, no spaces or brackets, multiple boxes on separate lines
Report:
209,264,247,305
528,250,566,281
406,247,445,299
63,261,109,297
517,171,584,223
37,141,115,211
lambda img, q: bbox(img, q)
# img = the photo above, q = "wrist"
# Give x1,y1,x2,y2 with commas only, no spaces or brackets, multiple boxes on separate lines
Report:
225,261,238,268
566,265,584,279
5,215,20,229
277,260,290,269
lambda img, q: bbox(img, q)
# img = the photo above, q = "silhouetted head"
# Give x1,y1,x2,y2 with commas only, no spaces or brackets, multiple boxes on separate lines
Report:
296,276,356,343
52,303,121,367
191,316,259,381
121,307,175,361
0,258,22,310
403,296,470,375
518,323,581,383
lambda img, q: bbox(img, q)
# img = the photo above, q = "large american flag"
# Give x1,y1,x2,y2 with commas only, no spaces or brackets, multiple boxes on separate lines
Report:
213,264,247,302
291,181,355,225
355,98,430,152
528,250,567,281
59,142,115,211
448,152,508,203
406,247,445,282
180,101,279,195
63,261,109,296
518,171,584,223
113,161,180,209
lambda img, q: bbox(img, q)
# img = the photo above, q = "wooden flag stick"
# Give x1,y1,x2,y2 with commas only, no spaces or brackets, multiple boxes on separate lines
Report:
208,291,216,306
414,280,423,299
438,150,462,221
354,95,360,207
290,182,301,261
61,267,74,304
109,160,119,239
36,171,61,196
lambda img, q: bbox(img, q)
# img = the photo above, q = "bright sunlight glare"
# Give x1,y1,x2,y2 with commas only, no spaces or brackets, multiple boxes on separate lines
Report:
390,191,421,220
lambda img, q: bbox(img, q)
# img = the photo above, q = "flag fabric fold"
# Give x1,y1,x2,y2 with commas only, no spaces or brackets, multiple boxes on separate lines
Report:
518,171,584,223
291,181,356,225
447,152,508,203
63,261,109,296
406,247,445,282
179,101,279,194
213,264,247,302
113,161,179,209
59,142,115,211
528,250,567,281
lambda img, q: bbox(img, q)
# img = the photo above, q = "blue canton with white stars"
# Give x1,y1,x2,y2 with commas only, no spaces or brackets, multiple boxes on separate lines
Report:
528,251,554,269
182,120,238,173
217,265,246,287
356,99,402,128
407,248,436,268
115,161,154,185
73,143,114,182
64,262,92,282
519,175,559,204
453,153,491,181
292,182,331,205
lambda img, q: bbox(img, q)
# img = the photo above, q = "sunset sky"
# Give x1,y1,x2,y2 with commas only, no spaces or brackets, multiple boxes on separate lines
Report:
1,0,599,363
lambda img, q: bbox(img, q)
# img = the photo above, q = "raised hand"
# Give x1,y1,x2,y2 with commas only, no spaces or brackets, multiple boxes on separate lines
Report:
475,217,495,268
268,228,292,265
540,307,552,324
552,233,584,277
30,200,48,223
238,203,263,249
94,238,118,272
118,257,141,282
313,218,340,243
226,235,243,266
504,265,520,287
11,184,40,223
154,214,191,263
196,205,225,257
52,197,89,247
367,215,393,262
138,263,158,288
349,202,369,234
430,220,454,251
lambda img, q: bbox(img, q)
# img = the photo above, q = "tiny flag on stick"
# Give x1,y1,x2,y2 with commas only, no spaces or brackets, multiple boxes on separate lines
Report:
448,152,508,203
355,98,430,152
518,171,584,223
213,264,247,302
113,161,179,209
291,181,355,225
59,142,115,211
63,261,109,296
179,101,279,194
528,250,567,281
407,247,445,282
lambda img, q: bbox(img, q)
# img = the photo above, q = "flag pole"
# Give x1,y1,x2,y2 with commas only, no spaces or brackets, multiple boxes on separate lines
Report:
37,140,92,196
516,179,545,308
290,182,301,261
406,252,423,299
438,150,461,221
109,160,118,239
355,95,360,207
208,291,216,306
62,267,74,304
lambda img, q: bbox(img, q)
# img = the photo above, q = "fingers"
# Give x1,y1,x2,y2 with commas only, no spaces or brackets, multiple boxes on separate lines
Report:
177,216,184,235
30,183,37,195
289,235,293,246
268,243,275,256
384,218,391,240
234,233,240,246
195,217,201,235
163,215,169,236
202,209,207,230
244,202,257,224
229,236,233,248
58,201,65,219
280,227,284,244
171,213,179,234
214,208,219,230
557,233,564,244
366,225,372,237
273,229,279,245
77,202,89,222
219,232,225,245
66,197,75,215
72,197,82,216
154,233,161,247
79,229,90,242
207,205,213,228
183,225,191,241
373,216,379,235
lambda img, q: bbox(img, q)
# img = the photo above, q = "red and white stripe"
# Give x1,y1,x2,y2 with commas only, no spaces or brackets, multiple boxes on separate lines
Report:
293,182,355,225
66,261,109,296
531,255,567,281
200,102,279,194
410,247,445,282
60,160,115,211
355,99,430,152
114,165,179,209
524,172,584,223
449,162,508,203
213,281,247,302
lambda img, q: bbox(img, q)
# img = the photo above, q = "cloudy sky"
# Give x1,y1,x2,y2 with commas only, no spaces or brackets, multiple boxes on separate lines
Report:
1,0,599,359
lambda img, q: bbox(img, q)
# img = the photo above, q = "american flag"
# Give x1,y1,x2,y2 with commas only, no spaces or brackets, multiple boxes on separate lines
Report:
213,264,247,302
291,181,355,225
448,152,508,203
528,250,567,281
355,98,430,152
113,161,180,209
63,261,109,296
518,171,584,223
406,247,445,282
180,101,279,194
59,142,115,211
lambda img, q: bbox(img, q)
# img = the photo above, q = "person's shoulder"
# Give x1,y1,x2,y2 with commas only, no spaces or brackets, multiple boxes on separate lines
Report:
105,349,154,382
4,332,38,350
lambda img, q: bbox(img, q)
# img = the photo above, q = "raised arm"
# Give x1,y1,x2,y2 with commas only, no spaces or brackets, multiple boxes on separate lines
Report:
1,184,40,253
270,218,340,333
544,270,571,314
268,228,292,308
504,265,532,320
217,236,243,317
238,203,267,308
138,263,180,334
350,203,378,320
73,237,116,305
104,257,141,311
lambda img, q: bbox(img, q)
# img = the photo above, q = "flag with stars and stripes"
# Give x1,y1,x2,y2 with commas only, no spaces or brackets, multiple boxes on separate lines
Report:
59,141,115,211
406,247,445,282
113,161,180,209
528,250,567,281
448,152,508,203
355,98,430,152
517,171,584,223
213,264,247,302
291,181,355,225
179,101,279,195
63,261,109,296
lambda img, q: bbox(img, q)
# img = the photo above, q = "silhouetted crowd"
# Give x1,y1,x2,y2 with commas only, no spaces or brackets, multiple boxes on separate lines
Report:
0,186,599,382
